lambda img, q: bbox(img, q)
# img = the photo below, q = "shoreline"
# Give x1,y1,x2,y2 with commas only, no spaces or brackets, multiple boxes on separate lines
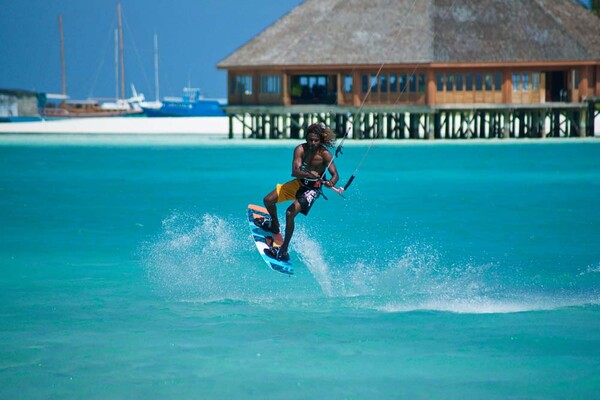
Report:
0,132,598,147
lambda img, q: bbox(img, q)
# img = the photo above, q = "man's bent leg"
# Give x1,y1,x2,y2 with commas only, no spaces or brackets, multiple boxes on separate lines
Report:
263,189,280,232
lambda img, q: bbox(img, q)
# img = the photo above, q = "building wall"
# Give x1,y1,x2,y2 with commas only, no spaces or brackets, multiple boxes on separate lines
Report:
0,94,19,117
227,63,600,107
0,90,39,117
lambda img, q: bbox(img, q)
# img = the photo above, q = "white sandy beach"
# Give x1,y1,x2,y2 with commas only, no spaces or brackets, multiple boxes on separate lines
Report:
0,116,235,135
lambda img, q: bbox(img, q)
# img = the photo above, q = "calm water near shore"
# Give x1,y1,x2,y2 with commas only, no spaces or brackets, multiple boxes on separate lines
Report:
0,135,599,399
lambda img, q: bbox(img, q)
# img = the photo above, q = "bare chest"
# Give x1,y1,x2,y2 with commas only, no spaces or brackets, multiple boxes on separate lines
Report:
302,150,326,172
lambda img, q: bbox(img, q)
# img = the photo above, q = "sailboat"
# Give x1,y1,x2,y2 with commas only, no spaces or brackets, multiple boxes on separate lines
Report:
41,4,144,118
141,87,225,117
138,32,162,111
139,33,225,117
98,85,145,112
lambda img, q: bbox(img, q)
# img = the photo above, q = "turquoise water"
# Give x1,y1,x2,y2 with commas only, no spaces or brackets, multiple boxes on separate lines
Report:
1,135,599,399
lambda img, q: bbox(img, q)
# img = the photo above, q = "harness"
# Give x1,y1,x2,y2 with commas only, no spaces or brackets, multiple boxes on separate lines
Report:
299,145,327,199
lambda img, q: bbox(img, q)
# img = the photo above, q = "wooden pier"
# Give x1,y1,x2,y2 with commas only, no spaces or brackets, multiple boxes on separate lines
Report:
225,99,600,140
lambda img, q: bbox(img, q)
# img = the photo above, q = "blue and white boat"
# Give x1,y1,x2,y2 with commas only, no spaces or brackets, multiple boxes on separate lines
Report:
141,87,226,117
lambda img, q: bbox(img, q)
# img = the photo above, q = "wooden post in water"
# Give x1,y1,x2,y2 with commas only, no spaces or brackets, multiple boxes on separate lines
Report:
580,108,587,138
540,110,547,138
588,99,597,137
427,113,434,140
502,110,510,138
353,113,361,140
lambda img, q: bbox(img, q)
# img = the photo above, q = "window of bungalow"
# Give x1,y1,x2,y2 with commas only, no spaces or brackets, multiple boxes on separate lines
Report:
260,75,281,94
370,75,378,93
362,75,368,93
572,69,580,90
343,75,353,93
512,73,520,91
272,76,281,93
475,73,483,91
456,74,464,91
532,73,540,91
465,74,473,91
307,76,317,94
390,75,398,92
418,74,426,92
318,76,327,96
237,75,253,95
308,76,317,91
437,74,444,91
485,74,493,91
380,74,388,93
409,74,416,92
494,73,502,91
522,73,530,91
445,74,454,91
300,76,309,96
399,74,407,93
259,76,267,93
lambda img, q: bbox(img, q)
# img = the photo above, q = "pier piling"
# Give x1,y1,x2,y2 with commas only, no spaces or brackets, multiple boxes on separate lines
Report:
224,102,599,140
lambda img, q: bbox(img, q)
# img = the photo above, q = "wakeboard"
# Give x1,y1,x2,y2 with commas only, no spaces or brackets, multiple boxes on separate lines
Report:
247,204,293,275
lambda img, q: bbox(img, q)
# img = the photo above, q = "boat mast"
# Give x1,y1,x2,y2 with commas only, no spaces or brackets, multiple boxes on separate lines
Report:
117,3,125,100
114,29,119,101
154,32,160,102
58,15,66,95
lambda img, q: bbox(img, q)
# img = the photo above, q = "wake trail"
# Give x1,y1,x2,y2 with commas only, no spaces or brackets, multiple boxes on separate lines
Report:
140,211,252,301
140,211,322,303
294,235,600,314
139,212,600,313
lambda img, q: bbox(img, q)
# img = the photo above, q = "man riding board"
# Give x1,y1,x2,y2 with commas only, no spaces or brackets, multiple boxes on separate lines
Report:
257,123,340,262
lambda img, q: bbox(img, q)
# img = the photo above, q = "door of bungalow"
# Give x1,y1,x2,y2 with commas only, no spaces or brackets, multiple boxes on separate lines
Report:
546,71,568,102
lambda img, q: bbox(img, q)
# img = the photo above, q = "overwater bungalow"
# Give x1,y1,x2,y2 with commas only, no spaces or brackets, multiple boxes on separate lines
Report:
218,0,600,139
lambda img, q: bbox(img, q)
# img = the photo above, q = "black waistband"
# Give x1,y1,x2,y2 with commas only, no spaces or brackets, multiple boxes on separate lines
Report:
301,178,321,188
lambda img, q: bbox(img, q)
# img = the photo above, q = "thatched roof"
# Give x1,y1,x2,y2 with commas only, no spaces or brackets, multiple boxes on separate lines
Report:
218,0,600,68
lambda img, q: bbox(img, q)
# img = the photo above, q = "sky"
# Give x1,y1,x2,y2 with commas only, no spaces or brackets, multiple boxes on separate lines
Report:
0,0,303,100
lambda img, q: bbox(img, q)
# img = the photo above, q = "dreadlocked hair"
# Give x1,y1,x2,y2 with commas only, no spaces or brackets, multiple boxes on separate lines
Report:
306,123,336,148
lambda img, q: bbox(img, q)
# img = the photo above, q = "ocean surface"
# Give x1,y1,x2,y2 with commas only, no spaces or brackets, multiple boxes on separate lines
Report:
0,134,599,399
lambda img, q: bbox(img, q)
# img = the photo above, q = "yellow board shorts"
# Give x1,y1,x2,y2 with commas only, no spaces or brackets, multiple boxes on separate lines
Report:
276,179,320,216
276,179,302,203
